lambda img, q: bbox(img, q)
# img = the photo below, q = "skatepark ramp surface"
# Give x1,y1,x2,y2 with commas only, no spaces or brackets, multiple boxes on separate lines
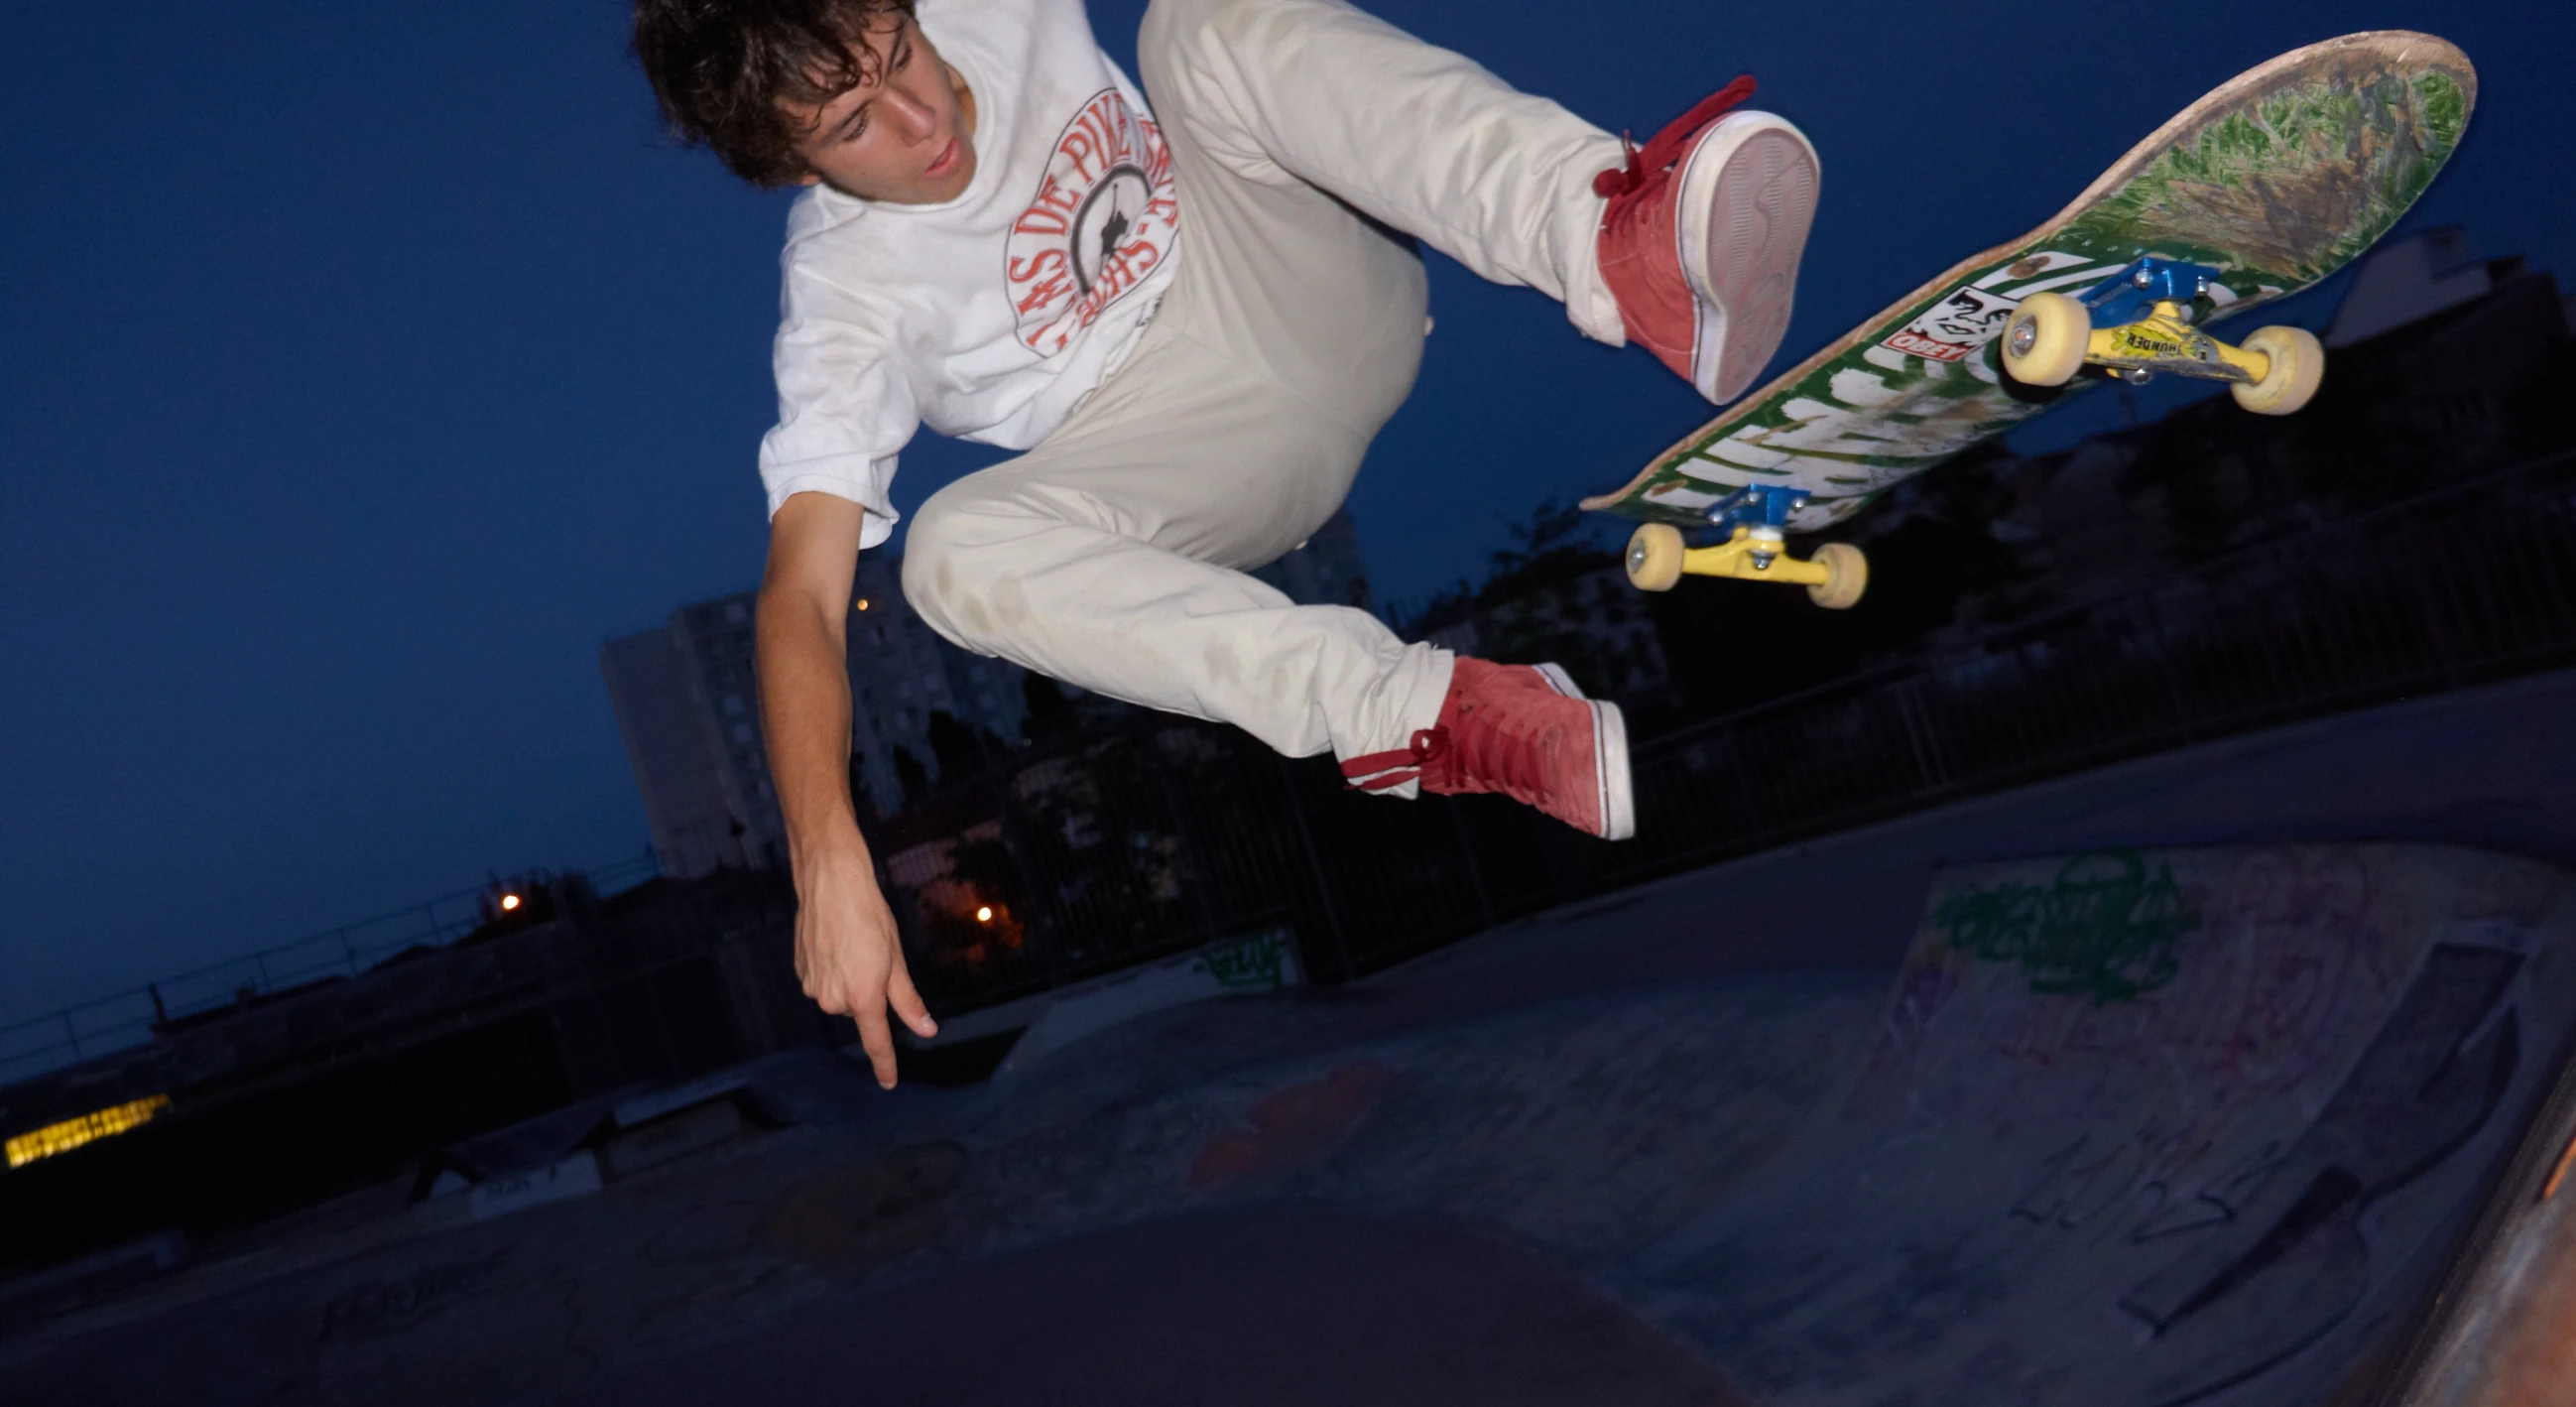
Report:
7,694,2576,1407
547,843,2576,1407
1616,843,2575,1407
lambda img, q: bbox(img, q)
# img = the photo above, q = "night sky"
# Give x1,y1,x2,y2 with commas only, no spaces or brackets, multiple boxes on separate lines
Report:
5,0,2570,1025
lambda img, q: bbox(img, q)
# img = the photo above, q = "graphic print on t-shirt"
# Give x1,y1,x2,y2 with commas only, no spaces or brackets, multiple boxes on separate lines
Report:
1004,88,1179,356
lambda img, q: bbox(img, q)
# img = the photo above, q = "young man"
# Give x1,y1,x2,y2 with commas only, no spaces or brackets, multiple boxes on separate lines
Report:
634,0,1818,1085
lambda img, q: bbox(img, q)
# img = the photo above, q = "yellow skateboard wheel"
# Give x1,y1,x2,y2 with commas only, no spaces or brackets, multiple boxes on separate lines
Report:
1807,542,1867,609
1626,523,1685,592
2230,324,2325,415
2001,292,2091,387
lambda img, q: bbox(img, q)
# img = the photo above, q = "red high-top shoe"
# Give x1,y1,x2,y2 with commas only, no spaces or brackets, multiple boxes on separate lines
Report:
1340,658,1635,840
1595,77,1819,405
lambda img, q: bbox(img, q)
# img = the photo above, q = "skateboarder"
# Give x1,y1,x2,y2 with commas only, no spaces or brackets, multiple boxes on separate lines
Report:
633,0,1819,1083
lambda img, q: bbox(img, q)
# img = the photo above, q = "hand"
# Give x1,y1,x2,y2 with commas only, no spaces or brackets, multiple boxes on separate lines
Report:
793,845,938,1087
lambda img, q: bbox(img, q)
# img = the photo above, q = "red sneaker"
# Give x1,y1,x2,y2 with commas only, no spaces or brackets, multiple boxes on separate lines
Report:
1595,77,1819,404
1339,658,1635,840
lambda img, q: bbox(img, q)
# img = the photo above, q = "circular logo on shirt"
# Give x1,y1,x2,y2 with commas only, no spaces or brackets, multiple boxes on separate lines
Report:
1071,166,1156,295
1004,89,1179,356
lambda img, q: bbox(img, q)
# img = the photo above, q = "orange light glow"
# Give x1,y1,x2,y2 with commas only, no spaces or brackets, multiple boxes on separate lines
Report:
854,597,872,612
975,906,994,924
500,893,522,912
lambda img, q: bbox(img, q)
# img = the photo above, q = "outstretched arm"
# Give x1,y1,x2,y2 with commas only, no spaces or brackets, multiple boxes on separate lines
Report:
758,491,937,1087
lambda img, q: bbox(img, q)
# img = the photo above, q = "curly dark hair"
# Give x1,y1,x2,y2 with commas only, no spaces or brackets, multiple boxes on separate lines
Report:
633,0,921,188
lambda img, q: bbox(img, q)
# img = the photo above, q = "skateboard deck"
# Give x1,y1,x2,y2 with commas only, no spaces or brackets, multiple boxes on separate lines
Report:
1582,32,2476,544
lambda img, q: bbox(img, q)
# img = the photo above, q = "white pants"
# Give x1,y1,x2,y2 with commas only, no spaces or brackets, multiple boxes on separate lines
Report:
902,0,1624,770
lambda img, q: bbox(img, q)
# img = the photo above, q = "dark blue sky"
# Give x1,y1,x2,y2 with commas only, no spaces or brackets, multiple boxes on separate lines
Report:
5,0,2570,1024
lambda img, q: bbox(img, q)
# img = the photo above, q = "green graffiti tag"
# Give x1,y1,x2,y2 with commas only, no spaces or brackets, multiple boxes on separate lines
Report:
1933,851,2199,1005
1193,930,1291,992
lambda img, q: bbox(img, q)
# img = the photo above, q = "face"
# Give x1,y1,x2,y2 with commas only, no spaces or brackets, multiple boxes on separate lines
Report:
785,15,979,204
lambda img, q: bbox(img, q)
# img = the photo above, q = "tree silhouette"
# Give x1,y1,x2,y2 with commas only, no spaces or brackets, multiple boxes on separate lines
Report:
1022,674,1079,744
892,744,930,813
926,708,986,784
846,747,879,825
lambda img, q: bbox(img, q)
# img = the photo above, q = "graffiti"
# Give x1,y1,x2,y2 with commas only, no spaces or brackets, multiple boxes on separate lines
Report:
2006,1128,2298,1255
1934,850,2199,1005
2129,1140,2285,1242
1965,848,2406,1101
1193,930,1290,992
760,1141,966,1271
2124,944,2522,1330
318,1250,509,1341
1188,1063,1396,1190
1987,943,2524,1403
2120,944,2522,1406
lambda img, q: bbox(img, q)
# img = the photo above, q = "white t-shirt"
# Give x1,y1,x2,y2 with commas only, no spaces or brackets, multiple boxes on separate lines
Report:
758,0,1183,544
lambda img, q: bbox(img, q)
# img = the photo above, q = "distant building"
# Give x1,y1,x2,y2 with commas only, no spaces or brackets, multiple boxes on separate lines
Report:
601,593,784,877
606,511,1384,847
604,562,1037,866
841,552,1028,815
2326,226,2527,346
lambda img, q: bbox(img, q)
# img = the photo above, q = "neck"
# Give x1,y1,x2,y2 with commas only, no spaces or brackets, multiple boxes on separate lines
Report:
949,64,978,142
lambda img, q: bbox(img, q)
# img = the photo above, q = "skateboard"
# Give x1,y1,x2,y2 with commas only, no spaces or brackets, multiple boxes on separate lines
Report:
1583,32,2476,608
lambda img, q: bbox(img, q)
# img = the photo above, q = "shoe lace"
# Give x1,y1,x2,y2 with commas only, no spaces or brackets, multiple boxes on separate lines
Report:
1407,726,1450,772
1592,74,1760,198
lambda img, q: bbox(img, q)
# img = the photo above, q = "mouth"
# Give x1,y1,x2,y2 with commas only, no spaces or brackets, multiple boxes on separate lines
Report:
923,137,960,181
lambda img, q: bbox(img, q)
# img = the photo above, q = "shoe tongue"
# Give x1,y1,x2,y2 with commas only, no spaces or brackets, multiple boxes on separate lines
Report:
1636,74,1761,176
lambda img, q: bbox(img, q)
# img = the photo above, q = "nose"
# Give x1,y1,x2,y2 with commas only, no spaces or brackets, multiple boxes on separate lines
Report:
887,87,937,144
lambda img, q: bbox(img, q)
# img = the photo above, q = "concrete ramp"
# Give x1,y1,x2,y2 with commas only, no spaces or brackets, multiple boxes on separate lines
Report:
16,839,2576,1407
1617,843,2576,1407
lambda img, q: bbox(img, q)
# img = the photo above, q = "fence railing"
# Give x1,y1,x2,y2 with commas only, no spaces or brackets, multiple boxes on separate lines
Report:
0,848,664,1086
12,450,2570,1084
875,449,2576,1009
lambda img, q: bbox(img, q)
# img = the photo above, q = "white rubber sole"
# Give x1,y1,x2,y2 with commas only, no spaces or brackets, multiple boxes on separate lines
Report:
1674,111,1820,404
1590,699,1635,841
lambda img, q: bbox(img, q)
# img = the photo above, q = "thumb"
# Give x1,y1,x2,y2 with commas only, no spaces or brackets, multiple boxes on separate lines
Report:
887,960,938,1039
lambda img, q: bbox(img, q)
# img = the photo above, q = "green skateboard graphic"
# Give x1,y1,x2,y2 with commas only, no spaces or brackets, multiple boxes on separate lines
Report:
1588,32,2475,608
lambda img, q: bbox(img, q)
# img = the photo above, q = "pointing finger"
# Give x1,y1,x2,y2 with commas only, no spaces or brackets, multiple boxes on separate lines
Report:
854,1002,899,1089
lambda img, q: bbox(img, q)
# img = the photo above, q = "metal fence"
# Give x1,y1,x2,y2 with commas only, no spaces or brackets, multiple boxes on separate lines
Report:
11,450,2571,1078
0,849,664,1086
0,867,836,1272
878,448,2576,1008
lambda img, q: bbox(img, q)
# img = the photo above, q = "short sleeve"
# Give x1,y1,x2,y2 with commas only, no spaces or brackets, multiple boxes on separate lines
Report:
758,262,920,548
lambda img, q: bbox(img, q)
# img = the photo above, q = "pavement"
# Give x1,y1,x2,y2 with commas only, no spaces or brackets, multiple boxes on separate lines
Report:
4,668,2574,1407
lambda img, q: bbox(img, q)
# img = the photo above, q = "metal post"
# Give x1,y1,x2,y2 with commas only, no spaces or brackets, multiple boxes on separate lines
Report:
974,727,1054,989
1893,675,1950,800
1272,753,1352,983
1444,801,1498,933
1146,737,1228,947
